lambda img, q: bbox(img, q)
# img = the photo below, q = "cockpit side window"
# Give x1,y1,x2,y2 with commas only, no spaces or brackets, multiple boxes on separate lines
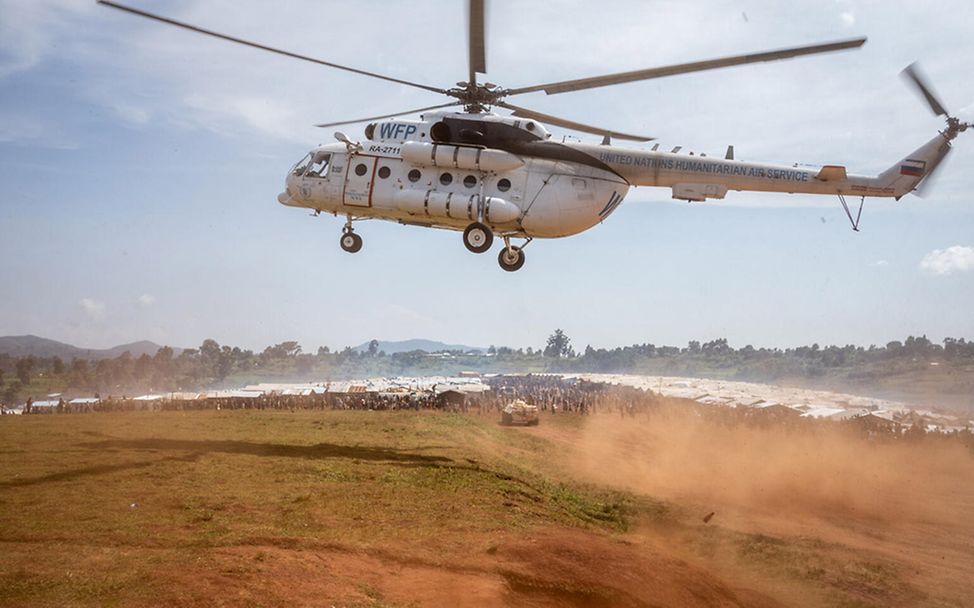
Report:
291,153,312,176
305,153,331,178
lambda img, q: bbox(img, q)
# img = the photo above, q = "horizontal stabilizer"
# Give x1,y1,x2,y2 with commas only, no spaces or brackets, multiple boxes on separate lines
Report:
815,165,848,181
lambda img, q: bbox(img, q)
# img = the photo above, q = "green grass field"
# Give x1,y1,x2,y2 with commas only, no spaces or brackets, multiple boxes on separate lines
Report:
2,409,971,607
0,411,650,607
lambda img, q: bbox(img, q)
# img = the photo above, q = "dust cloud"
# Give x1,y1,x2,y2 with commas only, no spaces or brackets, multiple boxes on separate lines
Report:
569,406,974,528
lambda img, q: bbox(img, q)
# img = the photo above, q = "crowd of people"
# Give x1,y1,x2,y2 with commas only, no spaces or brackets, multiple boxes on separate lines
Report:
6,391,447,414
5,375,971,449
1,374,823,426
5,375,639,416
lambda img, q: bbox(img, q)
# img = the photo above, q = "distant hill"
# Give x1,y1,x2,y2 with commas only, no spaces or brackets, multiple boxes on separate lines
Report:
0,335,175,360
352,339,485,354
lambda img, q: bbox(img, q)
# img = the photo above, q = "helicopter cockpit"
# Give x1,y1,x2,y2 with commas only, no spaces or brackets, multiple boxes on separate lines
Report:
290,153,311,176
290,151,332,178
305,152,331,178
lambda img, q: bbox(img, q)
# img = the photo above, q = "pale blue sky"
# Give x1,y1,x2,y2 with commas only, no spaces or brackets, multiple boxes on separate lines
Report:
1,0,972,352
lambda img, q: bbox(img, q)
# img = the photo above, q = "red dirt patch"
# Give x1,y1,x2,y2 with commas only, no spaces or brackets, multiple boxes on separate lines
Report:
148,527,780,607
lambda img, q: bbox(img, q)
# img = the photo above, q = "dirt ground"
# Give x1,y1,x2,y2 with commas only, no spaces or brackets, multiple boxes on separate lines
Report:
1,409,972,607
544,410,974,608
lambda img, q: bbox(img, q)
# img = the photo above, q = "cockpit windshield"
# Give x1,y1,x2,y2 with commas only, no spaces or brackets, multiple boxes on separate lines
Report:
305,153,331,178
290,152,312,176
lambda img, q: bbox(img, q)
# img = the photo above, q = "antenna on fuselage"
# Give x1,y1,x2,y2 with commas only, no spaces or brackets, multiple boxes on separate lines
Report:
334,131,361,152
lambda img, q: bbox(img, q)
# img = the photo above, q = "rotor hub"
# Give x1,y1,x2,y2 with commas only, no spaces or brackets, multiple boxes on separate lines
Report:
446,82,511,113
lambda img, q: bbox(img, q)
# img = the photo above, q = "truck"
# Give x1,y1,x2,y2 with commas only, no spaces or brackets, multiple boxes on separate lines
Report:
501,400,539,426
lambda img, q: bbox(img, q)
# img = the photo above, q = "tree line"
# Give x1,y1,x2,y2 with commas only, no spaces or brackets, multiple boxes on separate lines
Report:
1,332,973,403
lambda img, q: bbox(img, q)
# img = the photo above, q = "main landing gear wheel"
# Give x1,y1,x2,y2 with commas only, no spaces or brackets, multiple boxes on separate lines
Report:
498,245,525,272
463,222,493,254
340,230,362,253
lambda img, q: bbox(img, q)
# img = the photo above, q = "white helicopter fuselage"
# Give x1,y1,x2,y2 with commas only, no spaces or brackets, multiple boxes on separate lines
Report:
280,112,948,240
280,114,629,239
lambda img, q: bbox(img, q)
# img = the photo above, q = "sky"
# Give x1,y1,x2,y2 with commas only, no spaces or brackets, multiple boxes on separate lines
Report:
1,0,972,353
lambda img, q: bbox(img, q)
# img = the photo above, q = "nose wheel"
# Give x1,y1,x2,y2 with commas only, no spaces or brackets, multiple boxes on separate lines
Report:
463,221,493,254
340,223,362,253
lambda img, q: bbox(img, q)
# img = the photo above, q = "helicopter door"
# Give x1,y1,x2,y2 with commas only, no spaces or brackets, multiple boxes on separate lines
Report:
343,155,377,207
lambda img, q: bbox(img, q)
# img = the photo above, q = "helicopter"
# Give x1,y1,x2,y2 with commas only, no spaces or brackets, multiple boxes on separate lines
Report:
98,0,969,272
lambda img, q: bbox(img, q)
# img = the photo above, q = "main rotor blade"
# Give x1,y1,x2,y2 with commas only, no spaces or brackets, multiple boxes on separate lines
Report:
915,145,952,198
314,103,461,128
901,62,949,118
97,0,446,95
496,102,653,141
507,38,867,96
469,0,487,83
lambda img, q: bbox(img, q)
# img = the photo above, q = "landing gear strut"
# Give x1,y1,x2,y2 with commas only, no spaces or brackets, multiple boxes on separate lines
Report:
463,221,493,254
498,236,530,272
339,218,362,253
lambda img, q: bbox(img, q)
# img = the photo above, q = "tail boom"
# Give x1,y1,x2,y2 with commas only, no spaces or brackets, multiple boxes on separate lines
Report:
570,131,952,201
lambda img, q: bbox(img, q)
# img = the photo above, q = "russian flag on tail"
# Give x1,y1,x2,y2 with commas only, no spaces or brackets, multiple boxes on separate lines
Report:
900,159,926,177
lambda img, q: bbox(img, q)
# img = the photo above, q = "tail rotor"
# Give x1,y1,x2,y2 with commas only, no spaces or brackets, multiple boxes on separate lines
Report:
900,62,970,196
